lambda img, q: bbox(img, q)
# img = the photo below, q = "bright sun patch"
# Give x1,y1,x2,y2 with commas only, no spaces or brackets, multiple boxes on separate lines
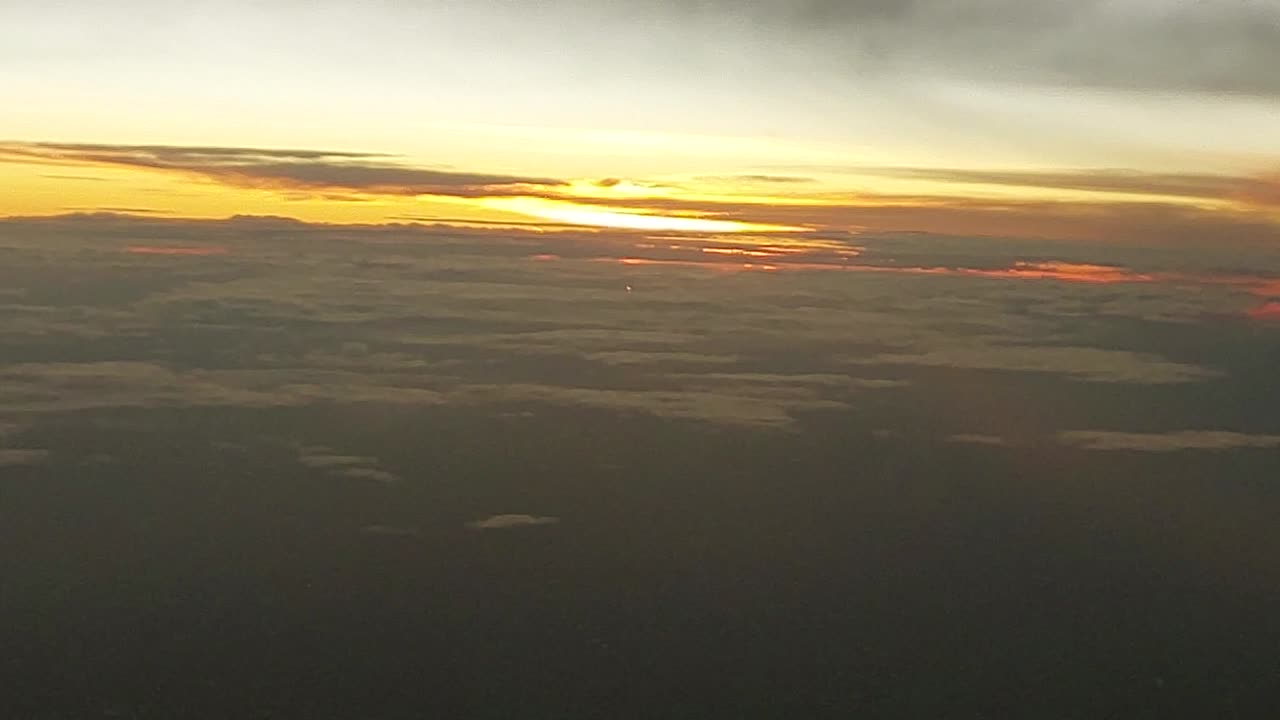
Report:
482,197,807,233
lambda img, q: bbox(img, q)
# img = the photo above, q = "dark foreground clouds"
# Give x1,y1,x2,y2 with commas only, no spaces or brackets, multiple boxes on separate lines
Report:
1,212,1277,430
3,213,1280,718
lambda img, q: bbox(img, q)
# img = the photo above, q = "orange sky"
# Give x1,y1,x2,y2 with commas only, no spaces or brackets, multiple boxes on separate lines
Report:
3,140,1278,244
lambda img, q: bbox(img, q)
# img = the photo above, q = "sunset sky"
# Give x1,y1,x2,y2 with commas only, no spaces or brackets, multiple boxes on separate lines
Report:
4,0,1279,240
7,3,1280,717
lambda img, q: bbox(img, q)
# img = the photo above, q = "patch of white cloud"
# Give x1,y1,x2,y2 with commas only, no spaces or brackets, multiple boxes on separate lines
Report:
297,445,400,483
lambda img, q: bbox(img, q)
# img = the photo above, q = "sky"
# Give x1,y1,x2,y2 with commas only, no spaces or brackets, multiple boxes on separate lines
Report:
5,4,1280,717
3,0,1279,239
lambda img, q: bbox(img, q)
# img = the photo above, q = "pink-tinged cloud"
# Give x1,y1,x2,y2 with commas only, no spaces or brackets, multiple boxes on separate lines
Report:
601,248,1280,321
1247,302,1280,321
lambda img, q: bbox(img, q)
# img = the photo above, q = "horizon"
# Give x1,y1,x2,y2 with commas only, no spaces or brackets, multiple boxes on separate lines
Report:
4,2,1280,718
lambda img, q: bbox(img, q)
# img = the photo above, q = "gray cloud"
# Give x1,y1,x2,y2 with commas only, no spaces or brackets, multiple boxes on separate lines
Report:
619,0,1280,97
360,525,420,537
297,446,400,483
1,142,566,198
1059,430,1280,452
333,467,400,484
468,514,560,530
847,167,1280,208
0,448,50,467
947,434,1009,447
1,213,1272,437
851,344,1221,385
449,383,847,429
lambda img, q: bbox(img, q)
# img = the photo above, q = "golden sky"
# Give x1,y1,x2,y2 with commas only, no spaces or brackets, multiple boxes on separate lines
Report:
3,1,1279,242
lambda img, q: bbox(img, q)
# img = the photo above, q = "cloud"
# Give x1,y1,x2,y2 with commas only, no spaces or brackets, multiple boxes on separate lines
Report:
360,525,420,537
0,213,1269,437
584,351,741,366
334,467,400,484
297,446,399,483
1249,301,1280,321
0,449,50,467
39,174,111,182
617,0,1280,97
1059,431,1280,452
0,142,566,198
63,207,167,215
851,344,1220,385
0,362,447,414
947,434,1008,447
697,175,816,184
591,194,1280,245
449,382,856,429
847,167,1280,209
468,514,560,530
297,450,378,470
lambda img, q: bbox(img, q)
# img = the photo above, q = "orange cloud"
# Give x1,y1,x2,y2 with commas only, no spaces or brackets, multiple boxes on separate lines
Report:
1248,302,1280,321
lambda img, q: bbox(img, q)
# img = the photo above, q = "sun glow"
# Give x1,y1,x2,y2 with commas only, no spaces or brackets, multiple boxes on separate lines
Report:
482,197,807,233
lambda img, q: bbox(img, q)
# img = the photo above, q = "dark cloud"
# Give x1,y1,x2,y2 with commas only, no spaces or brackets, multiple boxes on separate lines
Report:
1,141,566,198
619,0,1280,97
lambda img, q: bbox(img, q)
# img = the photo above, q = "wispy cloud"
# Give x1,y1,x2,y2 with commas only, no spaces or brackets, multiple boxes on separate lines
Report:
1059,431,1280,452
845,167,1280,209
850,345,1220,385
468,514,560,530
1,142,566,198
0,448,50,467
947,434,1008,447
297,446,400,483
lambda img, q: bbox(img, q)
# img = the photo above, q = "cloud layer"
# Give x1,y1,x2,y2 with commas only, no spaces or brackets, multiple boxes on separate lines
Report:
1,214,1275,437
1,142,564,198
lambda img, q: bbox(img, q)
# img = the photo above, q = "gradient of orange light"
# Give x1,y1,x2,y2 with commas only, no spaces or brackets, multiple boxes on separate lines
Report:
480,196,808,233
2,156,816,232
0,161,535,226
